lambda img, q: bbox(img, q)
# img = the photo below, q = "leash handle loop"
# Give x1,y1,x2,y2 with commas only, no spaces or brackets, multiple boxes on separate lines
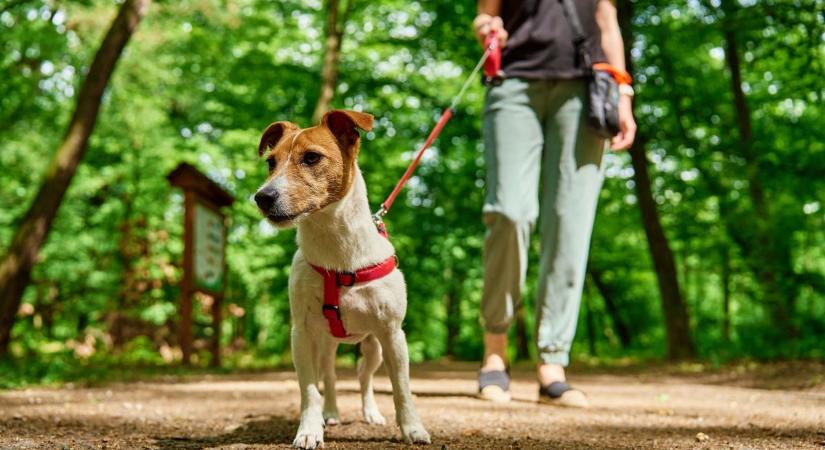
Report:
483,29,504,86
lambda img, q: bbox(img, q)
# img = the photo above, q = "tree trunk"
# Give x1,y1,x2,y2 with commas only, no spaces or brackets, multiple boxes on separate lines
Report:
584,284,597,355
310,0,352,362
618,0,695,360
514,304,530,360
0,0,151,356
721,244,731,342
311,0,352,124
722,19,797,334
589,270,631,348
443,275,461,357
629,143,695,359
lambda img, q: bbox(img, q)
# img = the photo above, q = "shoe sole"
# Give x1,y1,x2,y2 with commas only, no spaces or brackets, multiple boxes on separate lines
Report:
478,385,512,403
537,389,590,408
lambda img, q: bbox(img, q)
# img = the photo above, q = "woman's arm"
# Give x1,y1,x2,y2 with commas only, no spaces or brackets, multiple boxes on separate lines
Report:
478,0,501,16
595,0,636,150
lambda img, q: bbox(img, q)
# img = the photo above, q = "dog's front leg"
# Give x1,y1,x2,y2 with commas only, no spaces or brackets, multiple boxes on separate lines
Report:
377,328,431,444
358,334,386,425
320,336,341,425
292,325,325,449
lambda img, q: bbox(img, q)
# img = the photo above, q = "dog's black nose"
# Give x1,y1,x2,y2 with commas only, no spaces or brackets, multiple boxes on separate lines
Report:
254,189,278,211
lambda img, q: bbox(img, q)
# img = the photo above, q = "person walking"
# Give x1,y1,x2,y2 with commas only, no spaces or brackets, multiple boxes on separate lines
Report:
474,0,636,406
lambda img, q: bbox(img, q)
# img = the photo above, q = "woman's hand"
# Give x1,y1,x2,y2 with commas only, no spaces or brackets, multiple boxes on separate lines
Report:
611,95,636,151
473,14,508,47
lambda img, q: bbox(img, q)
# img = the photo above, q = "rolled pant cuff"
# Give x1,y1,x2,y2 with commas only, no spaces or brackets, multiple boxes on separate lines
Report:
483,323,511,335
538,350,570,367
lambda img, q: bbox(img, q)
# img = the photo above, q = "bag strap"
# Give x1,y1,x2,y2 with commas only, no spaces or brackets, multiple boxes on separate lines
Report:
558,0,592,68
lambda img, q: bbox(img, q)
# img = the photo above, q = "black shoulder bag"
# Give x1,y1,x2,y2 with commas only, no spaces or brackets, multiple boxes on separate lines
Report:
559,0,621,138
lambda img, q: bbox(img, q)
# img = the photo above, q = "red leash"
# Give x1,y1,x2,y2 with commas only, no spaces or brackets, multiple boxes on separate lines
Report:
377,108,454,215
372,30,502,224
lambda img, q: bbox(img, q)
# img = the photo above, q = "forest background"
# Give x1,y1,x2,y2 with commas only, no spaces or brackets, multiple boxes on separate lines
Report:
0,0,823,386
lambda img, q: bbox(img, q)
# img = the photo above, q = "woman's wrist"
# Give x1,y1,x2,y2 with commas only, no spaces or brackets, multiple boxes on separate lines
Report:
618,83,634,98
619,96,633,114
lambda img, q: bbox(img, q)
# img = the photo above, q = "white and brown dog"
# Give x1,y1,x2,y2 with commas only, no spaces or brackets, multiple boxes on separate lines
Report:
254,110,431,449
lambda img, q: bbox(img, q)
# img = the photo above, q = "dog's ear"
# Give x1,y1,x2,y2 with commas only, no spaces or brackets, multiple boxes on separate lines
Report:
258,121,298,156
321,110,374,154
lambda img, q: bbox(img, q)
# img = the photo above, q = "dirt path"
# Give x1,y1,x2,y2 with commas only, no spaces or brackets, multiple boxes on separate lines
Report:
1,362,823,449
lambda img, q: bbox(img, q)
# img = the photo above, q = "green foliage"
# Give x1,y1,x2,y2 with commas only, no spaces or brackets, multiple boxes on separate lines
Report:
0,0,823,381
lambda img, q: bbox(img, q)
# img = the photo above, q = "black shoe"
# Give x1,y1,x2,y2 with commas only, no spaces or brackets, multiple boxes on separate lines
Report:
478,369,511,403
538,381,589,408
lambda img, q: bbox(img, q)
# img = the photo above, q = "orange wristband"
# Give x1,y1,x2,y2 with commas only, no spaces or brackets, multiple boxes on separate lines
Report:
593,63,632,85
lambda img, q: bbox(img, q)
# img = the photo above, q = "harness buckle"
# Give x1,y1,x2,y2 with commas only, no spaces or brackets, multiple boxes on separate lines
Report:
322,304,342,319
335,271,357,287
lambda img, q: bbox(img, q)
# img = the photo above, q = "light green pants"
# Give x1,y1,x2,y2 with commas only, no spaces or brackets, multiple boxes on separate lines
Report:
481,78,606,367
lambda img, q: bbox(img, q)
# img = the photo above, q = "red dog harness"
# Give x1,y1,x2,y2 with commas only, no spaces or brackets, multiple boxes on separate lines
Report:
308,226,396,338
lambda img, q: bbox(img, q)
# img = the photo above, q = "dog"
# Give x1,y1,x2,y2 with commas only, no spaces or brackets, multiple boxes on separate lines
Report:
254,110,431,449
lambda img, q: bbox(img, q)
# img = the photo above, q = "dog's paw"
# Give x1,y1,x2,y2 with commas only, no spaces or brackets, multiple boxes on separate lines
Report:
293,429,324,449
322,410,341,426
401,423,431,444
362,407,386,425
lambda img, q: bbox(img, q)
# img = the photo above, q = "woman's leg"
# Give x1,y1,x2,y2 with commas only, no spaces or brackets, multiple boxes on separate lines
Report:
480,78,545,371
535,79,606,384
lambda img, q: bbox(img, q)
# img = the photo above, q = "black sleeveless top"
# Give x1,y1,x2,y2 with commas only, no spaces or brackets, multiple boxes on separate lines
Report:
500,0,607,80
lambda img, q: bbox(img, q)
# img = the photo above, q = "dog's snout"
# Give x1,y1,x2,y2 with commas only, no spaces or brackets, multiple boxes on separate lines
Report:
254,189,279,211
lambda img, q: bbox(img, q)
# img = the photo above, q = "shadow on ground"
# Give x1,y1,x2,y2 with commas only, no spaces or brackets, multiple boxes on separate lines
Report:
154,415,298,449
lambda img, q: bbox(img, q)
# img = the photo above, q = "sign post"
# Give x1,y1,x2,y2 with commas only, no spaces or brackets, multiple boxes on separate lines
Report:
168,163,234,367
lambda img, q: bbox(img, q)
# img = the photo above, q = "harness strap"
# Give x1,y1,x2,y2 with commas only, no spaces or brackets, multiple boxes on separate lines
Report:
309,255,398,338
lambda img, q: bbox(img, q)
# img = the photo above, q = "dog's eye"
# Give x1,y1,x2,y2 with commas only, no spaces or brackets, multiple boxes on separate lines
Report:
267,158,276,172
302,152,322,166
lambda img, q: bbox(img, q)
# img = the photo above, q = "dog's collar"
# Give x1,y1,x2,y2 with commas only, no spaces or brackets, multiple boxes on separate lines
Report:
309,255,398,338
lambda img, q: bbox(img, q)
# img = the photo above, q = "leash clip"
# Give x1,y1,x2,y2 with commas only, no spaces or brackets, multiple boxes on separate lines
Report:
372,204,388,222
372,204,389,237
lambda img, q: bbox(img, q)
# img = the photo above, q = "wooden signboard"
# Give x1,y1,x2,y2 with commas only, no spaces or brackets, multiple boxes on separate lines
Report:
168,163,234,366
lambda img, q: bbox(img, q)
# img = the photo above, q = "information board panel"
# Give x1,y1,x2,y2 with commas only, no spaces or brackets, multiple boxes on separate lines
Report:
194,202,225,292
